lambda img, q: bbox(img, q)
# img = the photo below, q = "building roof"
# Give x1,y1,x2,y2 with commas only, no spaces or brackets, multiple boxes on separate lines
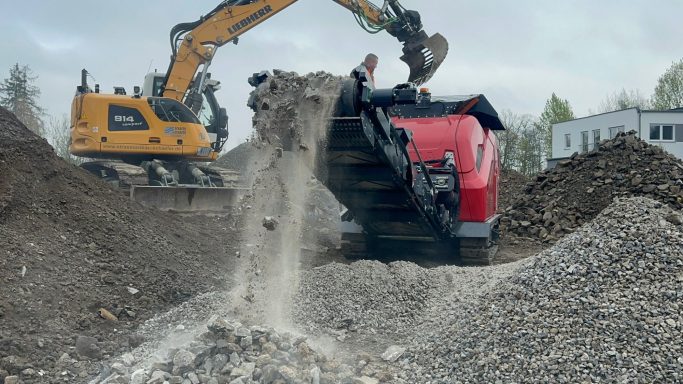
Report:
553,106,683,127
642,108,683,113
553,107,638,126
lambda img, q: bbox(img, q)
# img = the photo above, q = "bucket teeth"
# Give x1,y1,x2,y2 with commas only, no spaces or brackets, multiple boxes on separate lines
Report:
401,33,449,85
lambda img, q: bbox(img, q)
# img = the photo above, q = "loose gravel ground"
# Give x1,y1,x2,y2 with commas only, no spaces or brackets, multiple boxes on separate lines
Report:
391,197,683,383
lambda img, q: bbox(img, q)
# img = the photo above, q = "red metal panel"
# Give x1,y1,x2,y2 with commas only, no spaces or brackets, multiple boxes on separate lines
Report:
392,114,499,224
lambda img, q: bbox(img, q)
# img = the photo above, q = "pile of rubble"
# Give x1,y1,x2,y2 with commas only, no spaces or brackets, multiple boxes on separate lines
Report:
497,169,528,212
502,132,683,241
394,197,683,382
94,317,388,384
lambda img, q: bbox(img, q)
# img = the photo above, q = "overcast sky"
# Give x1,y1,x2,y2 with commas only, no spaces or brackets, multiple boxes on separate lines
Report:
1,0,682,150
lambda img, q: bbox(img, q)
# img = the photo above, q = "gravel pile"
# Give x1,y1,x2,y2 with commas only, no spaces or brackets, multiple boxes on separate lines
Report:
294,261,451,335
502,132,683,241
293,260,522,362
394,196,683,383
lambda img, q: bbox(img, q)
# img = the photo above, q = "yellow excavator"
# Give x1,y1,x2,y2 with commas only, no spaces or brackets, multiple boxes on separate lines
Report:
70,0,448,211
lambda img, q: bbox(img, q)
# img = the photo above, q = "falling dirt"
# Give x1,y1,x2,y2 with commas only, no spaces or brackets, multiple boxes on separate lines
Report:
227,70,343,330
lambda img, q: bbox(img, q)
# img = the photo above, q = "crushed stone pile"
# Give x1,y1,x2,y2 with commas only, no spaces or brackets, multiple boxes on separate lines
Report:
293,261,451,336
92,317,388,384
216,143,257,174
292,260,522,369
393,197,683,383
0,107,238,383
502,132,683,241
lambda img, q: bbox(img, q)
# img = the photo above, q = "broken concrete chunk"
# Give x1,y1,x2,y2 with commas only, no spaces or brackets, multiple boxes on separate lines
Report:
262,216,279,231
381,345,405,362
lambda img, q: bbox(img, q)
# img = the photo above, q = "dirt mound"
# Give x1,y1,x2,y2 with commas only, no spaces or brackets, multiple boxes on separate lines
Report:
0,107,238,383
215,142,258,173
502,132,683,241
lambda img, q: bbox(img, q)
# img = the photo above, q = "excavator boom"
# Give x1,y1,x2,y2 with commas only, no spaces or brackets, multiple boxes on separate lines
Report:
70,0,448,212
162,0,449,105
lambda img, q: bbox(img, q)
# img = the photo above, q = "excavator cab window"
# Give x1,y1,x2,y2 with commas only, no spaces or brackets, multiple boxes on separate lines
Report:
198,94,216,128
147,97,200,124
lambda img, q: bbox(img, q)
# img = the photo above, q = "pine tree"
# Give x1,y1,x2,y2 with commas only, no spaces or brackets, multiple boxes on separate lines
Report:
0,63,45,135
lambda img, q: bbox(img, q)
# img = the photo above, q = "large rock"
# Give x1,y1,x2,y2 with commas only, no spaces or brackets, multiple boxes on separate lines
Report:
75,335,101,359
171,349,196,375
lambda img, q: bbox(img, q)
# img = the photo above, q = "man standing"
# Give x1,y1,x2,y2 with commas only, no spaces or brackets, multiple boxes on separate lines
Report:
351,53,378,85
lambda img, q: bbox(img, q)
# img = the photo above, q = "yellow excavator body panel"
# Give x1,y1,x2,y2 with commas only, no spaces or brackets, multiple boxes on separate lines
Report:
70,93,218,162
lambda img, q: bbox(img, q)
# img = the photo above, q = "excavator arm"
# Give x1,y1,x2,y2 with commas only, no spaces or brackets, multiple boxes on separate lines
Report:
161,0,448,106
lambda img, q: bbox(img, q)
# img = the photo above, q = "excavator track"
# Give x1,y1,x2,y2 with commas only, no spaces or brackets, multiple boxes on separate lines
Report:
80,161,149,192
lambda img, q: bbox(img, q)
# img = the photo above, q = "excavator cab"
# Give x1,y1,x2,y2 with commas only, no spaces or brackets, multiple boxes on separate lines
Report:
142,72,229,152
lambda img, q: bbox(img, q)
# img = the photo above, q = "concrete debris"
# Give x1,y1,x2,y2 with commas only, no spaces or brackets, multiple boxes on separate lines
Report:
502,131,683,242
97,317,382,384
380,346,405,362
261,216,278,231
126,287,140,295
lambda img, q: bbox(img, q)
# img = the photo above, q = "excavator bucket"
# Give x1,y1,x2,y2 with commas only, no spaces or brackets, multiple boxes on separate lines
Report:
130,186,244,212
401,33,449,86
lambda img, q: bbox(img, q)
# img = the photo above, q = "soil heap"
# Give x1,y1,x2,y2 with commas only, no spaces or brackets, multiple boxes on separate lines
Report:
0,107,238,383
502,131,683,241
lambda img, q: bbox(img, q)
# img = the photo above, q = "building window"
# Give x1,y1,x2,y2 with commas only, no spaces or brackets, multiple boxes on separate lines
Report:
650,124,675,141
609,125,625,139
564,133,571,149
581,131,589,152
593,129,601,145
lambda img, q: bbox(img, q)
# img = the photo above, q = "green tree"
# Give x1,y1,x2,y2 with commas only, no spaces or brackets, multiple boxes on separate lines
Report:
517,122,546,177
598,88,650,113
0,63,45,135
651,59,683,110
538,93,575,156
498,110,536,171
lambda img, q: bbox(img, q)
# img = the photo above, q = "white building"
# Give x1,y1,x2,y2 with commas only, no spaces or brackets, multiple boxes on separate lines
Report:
549,107,683,166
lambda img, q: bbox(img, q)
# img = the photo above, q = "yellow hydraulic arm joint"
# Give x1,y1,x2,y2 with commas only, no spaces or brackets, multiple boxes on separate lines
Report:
162,0,297,103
